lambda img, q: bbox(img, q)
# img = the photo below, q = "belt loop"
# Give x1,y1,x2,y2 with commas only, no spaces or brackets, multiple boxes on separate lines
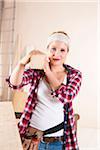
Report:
59,136,62,142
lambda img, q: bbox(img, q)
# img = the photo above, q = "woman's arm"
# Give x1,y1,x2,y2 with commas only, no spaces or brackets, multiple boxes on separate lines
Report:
43,57,62,90
10,51,32,86
10,63,25,86
51,71,82,103
6,50,42,89
43,58,82,103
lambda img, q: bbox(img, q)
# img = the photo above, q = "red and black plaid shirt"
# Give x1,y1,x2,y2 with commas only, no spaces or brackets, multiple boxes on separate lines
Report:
6,64,82,150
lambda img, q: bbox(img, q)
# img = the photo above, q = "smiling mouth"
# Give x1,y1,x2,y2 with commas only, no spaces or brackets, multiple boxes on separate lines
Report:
53,58,61,61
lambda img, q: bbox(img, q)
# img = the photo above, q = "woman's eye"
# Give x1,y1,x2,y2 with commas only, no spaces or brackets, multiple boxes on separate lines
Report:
52,47,56,51
61,49,65,52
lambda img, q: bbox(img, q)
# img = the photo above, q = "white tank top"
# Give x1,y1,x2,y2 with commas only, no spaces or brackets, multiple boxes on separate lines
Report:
29,75,67,137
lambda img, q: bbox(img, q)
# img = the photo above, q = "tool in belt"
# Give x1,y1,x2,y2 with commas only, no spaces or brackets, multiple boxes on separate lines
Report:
22,122,64,150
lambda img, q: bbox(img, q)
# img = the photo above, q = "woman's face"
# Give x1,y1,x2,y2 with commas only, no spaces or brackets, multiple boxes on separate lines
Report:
48,41,68,66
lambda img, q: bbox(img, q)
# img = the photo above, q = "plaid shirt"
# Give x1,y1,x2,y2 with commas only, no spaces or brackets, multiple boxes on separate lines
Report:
6,64,82,150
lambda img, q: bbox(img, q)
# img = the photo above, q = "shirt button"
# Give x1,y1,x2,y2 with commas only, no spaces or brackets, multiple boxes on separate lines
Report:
64,121,67,124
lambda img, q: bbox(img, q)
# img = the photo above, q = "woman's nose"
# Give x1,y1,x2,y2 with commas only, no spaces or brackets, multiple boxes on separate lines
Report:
54,50,60,56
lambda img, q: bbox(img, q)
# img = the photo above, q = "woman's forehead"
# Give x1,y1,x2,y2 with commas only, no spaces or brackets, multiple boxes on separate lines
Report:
49,41,68,49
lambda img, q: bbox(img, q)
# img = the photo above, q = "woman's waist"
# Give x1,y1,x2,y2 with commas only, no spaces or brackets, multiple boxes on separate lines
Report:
30,114,63,130
24,126,64,143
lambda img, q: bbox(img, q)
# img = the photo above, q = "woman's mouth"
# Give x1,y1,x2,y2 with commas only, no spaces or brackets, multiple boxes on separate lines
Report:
53,58,61,61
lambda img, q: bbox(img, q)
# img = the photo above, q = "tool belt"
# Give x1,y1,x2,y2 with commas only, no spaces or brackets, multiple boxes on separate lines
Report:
22,127,43,150
22,122,64,150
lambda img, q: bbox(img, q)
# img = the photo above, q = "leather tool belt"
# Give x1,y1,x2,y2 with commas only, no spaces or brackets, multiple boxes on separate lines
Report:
22,122,64,150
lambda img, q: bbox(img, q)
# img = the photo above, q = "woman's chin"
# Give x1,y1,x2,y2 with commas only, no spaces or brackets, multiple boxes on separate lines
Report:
51,61,62,66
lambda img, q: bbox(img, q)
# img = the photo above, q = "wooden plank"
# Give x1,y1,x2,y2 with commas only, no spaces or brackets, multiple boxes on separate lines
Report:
0,102,23,150
12,90,28,112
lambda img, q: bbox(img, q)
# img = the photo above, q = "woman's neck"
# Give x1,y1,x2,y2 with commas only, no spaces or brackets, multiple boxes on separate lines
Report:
51,65,65,73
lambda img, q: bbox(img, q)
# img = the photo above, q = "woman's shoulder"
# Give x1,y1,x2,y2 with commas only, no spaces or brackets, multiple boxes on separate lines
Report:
63,64,82,75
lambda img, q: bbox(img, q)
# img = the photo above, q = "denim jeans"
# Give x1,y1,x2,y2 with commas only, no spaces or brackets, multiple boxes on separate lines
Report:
38,141,63,150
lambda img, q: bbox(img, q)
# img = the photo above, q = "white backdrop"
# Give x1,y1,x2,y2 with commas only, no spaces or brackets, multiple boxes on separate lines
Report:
14,1,98,129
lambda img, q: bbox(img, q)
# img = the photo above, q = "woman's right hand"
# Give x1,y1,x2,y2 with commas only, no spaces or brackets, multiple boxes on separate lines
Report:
19,50,43,66
9,50,44,86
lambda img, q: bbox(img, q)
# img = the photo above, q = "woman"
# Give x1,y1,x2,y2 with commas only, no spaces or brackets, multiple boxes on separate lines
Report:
6,31,82,150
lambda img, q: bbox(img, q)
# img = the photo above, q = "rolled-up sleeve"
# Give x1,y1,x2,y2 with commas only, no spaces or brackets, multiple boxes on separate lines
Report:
6,69,34,90
51,71,82,104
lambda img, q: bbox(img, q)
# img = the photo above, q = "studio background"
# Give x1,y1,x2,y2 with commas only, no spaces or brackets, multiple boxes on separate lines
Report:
0,1,99,149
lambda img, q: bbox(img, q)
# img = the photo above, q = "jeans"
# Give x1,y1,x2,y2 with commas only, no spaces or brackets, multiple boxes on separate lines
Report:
38,141,63,150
